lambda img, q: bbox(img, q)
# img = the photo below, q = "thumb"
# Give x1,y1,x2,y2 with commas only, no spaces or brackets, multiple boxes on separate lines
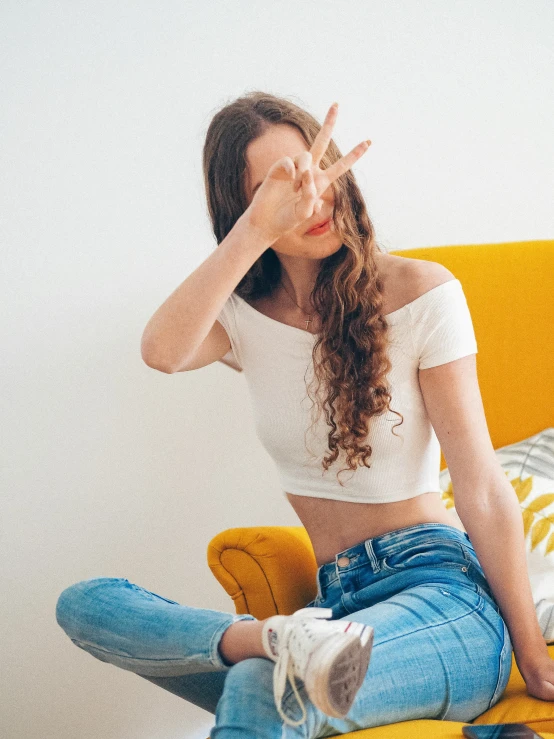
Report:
266,156,296,183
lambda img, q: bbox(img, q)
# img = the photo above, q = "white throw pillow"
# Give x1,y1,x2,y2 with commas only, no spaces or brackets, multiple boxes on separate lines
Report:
439,427,554,644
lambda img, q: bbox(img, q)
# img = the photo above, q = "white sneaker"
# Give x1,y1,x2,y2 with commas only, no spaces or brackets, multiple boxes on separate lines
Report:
261,606,374,727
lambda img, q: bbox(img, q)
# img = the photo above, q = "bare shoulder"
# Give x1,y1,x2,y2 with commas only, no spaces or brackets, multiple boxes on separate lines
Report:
407,258,456,295
377,253,455,313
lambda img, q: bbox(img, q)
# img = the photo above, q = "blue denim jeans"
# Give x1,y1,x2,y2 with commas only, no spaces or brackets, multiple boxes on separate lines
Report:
55,523,512,738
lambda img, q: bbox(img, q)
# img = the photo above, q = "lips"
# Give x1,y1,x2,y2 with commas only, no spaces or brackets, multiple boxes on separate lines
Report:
306,217,331,234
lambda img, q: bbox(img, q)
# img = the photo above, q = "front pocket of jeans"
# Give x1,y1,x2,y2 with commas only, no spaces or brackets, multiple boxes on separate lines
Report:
378,539,467,573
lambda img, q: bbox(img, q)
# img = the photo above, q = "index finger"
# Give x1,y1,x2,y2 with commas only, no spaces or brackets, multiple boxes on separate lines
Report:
310,103,339,166
322,139,371,186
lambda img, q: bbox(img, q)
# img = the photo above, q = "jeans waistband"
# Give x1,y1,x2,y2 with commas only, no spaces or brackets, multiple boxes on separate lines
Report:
317,523,473,585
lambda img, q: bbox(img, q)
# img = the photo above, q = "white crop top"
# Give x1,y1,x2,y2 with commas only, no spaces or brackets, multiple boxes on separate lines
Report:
216,278,478,504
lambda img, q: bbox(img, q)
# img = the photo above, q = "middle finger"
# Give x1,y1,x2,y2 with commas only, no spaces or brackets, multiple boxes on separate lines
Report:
310,103,339,167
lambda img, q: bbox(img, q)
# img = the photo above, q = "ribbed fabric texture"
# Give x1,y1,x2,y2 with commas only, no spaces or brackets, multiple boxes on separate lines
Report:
216,278,477,503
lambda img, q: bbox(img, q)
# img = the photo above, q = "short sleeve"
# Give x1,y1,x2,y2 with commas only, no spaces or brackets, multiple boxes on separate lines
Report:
216,292,244,370
409,279,478,370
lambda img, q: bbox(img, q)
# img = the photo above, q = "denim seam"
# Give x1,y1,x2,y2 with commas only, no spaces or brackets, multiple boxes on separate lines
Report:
376,562,462,575
366,522,471,543
457,542,476,564
364,539,381,573
456,544,498,608
375,598,485,648
381,537,472,557
473,580,498,610
486,618,511,710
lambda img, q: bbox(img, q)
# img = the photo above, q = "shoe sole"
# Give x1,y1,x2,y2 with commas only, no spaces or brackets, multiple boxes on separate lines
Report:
304,625,374,719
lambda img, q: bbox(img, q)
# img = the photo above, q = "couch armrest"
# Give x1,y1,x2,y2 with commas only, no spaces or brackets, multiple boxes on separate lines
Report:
207,526,318,620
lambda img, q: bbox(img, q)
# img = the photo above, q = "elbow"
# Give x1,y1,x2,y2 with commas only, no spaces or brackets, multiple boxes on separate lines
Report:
141,340,174,374
146,360,174,374
142,354,174,373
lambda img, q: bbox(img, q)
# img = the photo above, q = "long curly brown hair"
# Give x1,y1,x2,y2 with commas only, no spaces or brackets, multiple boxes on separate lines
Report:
202,91,404,487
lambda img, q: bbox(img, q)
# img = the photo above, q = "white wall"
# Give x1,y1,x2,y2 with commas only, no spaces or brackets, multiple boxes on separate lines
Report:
1,1,552,737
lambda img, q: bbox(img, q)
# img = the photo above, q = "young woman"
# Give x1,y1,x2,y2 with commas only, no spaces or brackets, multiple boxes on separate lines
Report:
56,94,525,737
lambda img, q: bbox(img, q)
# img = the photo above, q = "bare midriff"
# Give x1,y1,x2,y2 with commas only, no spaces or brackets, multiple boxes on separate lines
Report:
285,491,465,568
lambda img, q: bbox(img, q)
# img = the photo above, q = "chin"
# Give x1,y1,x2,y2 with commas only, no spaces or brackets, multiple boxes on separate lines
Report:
273,230,342,258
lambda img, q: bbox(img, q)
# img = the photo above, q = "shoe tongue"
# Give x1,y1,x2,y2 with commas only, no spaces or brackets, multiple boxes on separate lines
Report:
293,607,333,619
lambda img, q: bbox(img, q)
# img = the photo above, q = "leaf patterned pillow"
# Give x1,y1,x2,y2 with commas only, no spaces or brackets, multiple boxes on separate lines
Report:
438,427,554,644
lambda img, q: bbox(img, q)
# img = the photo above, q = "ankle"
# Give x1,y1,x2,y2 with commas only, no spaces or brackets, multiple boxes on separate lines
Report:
218,619,268,665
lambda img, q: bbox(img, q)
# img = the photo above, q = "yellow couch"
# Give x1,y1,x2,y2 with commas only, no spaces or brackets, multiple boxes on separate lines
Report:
207,239,554,737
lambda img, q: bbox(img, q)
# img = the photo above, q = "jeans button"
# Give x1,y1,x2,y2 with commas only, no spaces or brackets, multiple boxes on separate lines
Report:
337,556,350,567
461,566,468,572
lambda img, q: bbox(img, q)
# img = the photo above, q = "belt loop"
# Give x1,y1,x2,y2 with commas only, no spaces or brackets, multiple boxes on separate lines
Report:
364,538,381,573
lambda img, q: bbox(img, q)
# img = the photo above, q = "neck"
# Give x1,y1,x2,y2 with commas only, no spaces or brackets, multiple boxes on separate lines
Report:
278,262,320,314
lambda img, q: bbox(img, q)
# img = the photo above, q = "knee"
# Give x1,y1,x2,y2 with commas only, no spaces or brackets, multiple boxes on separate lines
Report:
216,658,313,733
220,657,275,713
55,577,126,636
216,658,275,718
224,657,275,694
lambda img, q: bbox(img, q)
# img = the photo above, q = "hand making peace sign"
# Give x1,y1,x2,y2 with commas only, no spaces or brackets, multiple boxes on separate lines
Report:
243,102,371,244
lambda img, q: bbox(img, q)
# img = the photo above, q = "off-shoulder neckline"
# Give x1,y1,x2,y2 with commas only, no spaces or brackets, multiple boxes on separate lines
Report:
233,279,460,335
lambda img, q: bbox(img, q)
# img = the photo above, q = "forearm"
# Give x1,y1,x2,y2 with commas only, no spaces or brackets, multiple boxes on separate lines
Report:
456,479,549,676
140,214,273,372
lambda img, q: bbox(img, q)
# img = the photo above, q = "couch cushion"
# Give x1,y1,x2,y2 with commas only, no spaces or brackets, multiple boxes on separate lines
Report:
471,645,554,734
205,724,554,738
328,721,474,738
331,724,554,738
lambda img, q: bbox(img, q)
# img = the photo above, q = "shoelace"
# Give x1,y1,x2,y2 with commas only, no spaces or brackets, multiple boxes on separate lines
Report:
273,607,334,727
